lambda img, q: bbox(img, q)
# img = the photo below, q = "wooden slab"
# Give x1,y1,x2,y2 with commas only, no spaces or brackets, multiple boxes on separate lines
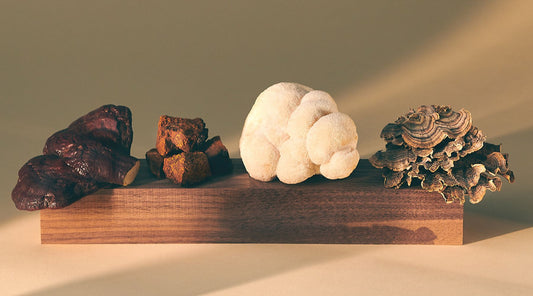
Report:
40,159,463,245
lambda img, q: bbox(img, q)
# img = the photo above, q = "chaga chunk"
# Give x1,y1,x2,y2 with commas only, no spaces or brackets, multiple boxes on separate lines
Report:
151,116,232,186
146,148,165,178
68,104,133,154
43,129,140,186
156,116,208,156
163,152,211,187
12,155,100,211
202,136,233,175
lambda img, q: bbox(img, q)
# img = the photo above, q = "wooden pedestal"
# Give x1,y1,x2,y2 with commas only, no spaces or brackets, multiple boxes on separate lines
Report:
41,159,463,245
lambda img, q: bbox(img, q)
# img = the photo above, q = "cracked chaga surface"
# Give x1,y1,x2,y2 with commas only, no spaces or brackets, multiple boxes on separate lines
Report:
202,136,233,176
145,148,165,179
43,129,139,186
67,104,133,154
147,116,232,184
12,155,100,211
163,152,211,187
156,116,208,156
370,105,515,204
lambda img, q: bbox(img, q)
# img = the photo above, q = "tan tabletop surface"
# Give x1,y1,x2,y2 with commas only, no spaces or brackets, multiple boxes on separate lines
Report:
1,1,532,295
0,212,532,295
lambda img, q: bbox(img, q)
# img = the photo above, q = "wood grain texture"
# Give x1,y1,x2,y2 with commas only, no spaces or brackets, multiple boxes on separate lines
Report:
40,159,463,245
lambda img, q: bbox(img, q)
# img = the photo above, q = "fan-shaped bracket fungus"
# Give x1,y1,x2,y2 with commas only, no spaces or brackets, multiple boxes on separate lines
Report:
370,105,514,204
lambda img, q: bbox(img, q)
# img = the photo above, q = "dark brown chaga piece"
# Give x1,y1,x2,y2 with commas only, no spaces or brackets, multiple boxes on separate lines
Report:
12,155,100,211
163,152,211,187
146,148,165,179
156,116,208,156
68,104,133,154
12,104,139,211
202,136,233,175
44,129,140,186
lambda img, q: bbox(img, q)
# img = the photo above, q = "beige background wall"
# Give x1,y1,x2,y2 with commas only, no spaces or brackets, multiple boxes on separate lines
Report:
1,1,532,229
2,1,533,295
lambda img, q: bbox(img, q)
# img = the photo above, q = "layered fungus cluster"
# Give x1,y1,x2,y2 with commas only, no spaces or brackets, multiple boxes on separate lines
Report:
370,105,515,204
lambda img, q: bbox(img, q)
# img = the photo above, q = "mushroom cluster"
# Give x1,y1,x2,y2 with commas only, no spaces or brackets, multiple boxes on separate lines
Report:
369,105,515,204
240,82,359,184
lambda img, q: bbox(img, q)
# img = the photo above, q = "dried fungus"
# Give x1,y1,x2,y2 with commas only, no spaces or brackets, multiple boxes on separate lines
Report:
12,105,139,211
146,116,233,187
240,82,359,184
369,105,515,204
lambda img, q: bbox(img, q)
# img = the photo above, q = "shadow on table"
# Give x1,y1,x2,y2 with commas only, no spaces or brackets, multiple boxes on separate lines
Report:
463,210,531,244
23,244,362,296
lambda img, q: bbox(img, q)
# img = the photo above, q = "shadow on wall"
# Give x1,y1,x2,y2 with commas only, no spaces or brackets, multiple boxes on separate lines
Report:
24,244,361,296
0,0,482,158
463,127,533,243
2,0,530,230
335,0,533,158
465,128,533,225
0,1,483,223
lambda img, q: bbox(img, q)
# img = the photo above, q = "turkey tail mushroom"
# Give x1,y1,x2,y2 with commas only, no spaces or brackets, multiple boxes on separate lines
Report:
370,105,515,204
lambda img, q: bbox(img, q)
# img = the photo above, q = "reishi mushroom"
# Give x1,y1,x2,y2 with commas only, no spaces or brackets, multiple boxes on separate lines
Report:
12,105,139,210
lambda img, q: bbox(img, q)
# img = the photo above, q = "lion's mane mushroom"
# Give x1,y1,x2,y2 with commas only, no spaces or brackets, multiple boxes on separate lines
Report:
240,82,359,184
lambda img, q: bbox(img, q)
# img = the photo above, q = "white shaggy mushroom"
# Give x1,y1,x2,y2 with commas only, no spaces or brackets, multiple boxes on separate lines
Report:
240,82,360,184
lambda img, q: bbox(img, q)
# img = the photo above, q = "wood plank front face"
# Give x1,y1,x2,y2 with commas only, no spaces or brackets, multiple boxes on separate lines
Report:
40,160,463,245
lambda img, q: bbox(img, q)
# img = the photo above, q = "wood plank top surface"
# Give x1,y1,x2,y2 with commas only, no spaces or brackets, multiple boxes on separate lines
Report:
132,159,391,189
130,158,435,193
